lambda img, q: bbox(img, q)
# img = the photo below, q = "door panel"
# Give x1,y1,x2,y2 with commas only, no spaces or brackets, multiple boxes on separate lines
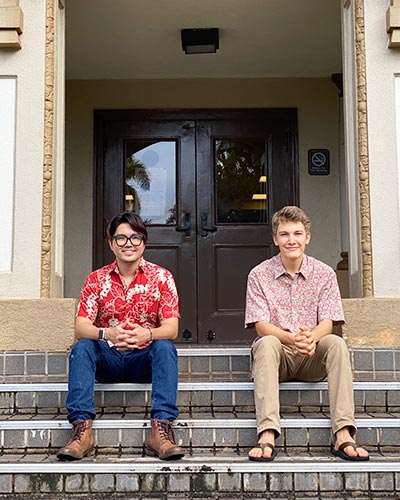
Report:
94,110,298,344
196,116,297,343
97,118,198,340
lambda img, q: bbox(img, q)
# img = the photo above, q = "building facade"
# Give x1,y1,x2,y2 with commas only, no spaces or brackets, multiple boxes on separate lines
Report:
0,0,399,349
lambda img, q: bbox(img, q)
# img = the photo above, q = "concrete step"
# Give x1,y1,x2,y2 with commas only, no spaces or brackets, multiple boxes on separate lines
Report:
1,381,399,414
0,347,399,497
0,451,397,497
1,346,400,381
0,414,399,452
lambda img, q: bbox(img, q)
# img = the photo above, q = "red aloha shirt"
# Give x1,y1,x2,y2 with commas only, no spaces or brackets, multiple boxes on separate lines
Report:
76,258,180,349
245,254,344,334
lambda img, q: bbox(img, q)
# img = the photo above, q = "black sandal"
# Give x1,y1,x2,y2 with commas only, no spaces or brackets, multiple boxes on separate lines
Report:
248,442,277,462
332,441,369,461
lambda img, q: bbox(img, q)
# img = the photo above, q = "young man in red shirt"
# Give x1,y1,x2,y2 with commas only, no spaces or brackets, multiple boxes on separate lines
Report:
57,211,184,461
245,206,368,462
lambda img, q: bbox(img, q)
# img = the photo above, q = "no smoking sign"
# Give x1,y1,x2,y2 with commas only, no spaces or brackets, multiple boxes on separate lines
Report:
308,149,330,175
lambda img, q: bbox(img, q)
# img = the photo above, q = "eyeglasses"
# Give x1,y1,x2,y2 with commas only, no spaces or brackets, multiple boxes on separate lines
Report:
113,234,144,247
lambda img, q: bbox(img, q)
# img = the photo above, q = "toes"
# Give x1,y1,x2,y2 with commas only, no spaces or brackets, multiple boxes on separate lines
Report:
343,445,357,457
338,442,369,459
260,445,273,459
248,447,261,459
248,444,274,459
356,447,369,458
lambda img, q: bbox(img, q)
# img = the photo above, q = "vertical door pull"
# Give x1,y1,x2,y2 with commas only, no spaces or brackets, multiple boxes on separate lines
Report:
201,213,217,237
175,212,191,236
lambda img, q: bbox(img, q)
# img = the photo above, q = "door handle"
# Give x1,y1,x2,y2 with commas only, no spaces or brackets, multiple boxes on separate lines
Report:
201,212,217,237
175,212,191,236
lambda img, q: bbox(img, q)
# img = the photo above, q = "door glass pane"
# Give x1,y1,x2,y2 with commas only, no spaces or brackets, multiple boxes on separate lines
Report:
215,139,267,223
125,141,176,224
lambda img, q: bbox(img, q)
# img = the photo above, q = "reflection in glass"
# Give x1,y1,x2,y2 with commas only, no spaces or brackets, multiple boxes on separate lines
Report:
215,139,267,223
125,141,176,225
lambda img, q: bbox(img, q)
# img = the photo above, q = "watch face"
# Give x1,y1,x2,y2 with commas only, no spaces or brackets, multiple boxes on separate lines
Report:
99,329,105,340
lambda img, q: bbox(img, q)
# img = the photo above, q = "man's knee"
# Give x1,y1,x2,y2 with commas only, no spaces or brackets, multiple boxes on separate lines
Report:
252,336,281,361
319,335,350,363
70,338,98,357
320,334,347,352
150,339,177,357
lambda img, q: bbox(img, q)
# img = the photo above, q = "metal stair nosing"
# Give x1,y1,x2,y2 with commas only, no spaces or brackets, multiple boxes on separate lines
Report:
0,417,398,430
0,456,398,474
1,381,399,392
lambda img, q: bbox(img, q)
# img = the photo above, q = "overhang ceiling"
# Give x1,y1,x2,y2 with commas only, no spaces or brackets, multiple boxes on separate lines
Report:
65,0,342,80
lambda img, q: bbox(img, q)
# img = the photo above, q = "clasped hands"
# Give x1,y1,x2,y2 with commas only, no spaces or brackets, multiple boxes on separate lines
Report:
293,326,316,357
106,321,151,350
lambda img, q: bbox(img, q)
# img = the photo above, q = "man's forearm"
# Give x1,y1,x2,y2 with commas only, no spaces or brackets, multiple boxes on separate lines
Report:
311,319,333,342
148,321,178,341
75,316,179,345
254,321,295,346
254,318,333,347
75,317,101,340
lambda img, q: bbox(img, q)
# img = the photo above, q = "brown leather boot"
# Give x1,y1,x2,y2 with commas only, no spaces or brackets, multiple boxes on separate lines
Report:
57,420,94,460
146,419,185,460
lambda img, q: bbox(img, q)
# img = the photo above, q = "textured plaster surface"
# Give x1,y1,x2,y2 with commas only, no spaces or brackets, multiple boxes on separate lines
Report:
343,298,400,347
1,298,400,351
0,299,76,351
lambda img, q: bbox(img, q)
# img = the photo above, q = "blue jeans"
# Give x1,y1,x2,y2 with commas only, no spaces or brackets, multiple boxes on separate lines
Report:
66,338,179,423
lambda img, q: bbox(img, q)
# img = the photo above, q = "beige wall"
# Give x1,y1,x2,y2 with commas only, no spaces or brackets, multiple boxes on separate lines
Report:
65,78,341,298
1,297,399,351
0,298,76,351
364,0,400,297
0,0,46,298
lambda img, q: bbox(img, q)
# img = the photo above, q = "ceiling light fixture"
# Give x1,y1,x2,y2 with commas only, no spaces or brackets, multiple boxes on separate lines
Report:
181,28,219,55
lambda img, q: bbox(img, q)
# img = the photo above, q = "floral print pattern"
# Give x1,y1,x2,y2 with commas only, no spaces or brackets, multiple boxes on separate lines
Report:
245,254,344,333
77,258,180,349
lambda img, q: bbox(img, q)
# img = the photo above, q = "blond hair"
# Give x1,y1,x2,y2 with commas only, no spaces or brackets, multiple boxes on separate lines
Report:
271,206,311,235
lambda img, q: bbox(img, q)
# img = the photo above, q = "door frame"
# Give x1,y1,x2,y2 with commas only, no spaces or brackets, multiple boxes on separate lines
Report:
93,108,299,270
93,108,299,343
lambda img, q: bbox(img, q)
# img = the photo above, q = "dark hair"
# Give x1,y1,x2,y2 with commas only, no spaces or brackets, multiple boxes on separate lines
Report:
107,211,148,243
271,206,311,235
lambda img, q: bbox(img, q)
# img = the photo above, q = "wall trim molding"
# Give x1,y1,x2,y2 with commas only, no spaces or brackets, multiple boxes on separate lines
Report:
387,0,400,48
0,1,23,50
40,0,55,298
354,0,373,297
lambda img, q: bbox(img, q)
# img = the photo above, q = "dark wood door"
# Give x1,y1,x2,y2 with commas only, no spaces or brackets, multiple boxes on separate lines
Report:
94,110,298,344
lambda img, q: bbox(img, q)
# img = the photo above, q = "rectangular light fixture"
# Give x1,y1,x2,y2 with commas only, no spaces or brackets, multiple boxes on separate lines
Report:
181,28,219,54
259,175,267,183
252,194,267,200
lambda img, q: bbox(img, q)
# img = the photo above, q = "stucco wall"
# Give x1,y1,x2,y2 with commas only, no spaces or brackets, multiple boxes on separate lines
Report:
364,1,400,297
65,78,341,298
0,0,46,298
0,297,398,351
0,298,76,351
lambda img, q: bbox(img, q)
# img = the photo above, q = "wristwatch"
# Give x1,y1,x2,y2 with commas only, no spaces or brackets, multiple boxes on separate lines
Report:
98,328,107,341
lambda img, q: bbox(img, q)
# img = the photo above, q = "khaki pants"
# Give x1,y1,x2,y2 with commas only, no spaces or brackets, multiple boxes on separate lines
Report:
252,334,356,438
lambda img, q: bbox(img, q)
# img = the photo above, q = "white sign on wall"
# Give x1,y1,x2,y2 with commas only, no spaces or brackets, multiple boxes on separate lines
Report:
0,78,16,272
396,76,400,219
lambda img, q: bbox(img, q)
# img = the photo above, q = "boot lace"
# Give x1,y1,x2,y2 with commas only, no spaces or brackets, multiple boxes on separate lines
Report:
69,420,87,444
155,420,175,443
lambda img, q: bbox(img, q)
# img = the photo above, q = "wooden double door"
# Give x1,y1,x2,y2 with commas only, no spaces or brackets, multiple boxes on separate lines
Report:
94,110,298,344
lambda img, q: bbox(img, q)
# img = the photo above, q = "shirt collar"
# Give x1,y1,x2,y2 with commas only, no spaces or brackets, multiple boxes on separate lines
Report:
109,257,147,276
272,253,311,280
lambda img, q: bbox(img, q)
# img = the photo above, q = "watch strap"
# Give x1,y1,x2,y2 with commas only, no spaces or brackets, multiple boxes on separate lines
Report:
98,328,106,341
